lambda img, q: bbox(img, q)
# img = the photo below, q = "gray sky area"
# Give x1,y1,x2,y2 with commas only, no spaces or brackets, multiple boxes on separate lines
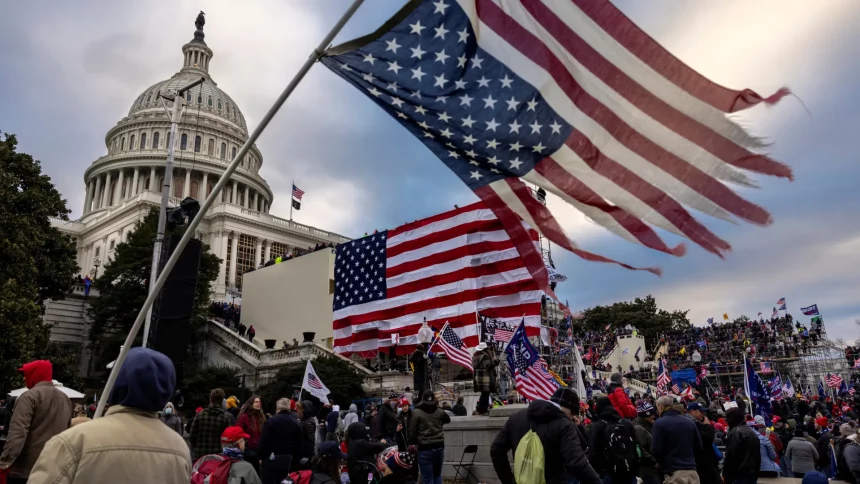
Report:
2,1,858,340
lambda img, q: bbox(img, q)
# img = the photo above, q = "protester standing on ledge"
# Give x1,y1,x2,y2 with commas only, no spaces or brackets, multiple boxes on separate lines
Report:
472,342,498,416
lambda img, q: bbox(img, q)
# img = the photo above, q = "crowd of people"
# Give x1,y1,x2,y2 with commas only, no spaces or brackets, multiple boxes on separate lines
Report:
255,242,336,270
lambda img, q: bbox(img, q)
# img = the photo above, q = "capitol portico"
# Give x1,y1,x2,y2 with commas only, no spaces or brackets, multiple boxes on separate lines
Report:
51,17,349,300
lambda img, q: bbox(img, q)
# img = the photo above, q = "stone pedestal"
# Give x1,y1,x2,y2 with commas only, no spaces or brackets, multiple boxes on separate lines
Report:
440,405,526,484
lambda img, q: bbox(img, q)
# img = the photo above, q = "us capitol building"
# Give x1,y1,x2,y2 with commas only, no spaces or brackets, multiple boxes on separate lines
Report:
51,17,349,300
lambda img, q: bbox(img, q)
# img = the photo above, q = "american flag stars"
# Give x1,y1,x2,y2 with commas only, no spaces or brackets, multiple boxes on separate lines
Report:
323,0,571,190
333,231,388,311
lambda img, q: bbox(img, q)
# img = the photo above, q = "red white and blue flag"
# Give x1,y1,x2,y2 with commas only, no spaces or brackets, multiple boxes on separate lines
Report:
431,322,474,371
657,358,671,390
292,184,305,201
505,320,558,401
302,360,331,404
331,202,542,356
826,373,844,389
321,0,791,292
776,297,787,310
801,304,820,316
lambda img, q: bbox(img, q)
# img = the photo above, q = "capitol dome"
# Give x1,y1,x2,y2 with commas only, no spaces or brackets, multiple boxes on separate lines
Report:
81,17,272,219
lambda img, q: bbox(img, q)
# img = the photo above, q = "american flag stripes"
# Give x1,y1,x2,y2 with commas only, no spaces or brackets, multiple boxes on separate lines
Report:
671,383,680,395
308,374,324,389
321,0,791,289
292,184,305,201
431,322,474,371
332,202,541,356
826,373,844,389
493,327,514,343
656,358,671,390
505,321,558,401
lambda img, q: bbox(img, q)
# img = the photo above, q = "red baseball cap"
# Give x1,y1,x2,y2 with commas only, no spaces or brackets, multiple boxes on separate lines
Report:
400,398,410,406
815,417,829,428
221,426,250,444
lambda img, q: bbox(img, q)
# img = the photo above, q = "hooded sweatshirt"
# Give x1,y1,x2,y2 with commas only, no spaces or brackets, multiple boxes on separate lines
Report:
409,399,450,449
28,348,192,484
0,360,72,479
343,404,359,428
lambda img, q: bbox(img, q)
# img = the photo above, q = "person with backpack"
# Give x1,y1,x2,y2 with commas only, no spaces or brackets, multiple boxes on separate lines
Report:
283,441,347,484
190,426,262,484
723,407,762,484
839,424,860,483
408,391,450,484
259,398,302,484
587,395,639,484
651,396,701,484
490,387,600,484
633,403,660,484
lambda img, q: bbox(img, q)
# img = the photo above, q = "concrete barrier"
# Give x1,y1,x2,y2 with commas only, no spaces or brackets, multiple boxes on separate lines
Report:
440,405,524,484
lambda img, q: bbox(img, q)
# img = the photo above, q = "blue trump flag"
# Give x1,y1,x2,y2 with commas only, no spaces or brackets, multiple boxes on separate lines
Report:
743,356,771,417
818,380,827,400
670,368,699,385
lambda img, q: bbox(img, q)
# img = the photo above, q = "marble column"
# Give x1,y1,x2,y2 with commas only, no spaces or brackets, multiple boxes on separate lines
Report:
148,167,157,191
253,192,259,212
183,169,191,198
83,180,94,215
231,181,237,204
254,238,262,268
93,175,102,210
102,171,112,207
228,231,239,287
244,185,250,209
115,169,125,202
216,231,229,291
201,172,208,201
131,167,139,197
263,239,271,262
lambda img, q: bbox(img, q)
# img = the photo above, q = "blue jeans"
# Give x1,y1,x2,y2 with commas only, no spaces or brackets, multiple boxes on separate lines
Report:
418,448,444,484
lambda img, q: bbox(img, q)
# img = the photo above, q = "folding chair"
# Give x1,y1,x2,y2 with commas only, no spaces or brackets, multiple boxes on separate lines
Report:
452,444,478,484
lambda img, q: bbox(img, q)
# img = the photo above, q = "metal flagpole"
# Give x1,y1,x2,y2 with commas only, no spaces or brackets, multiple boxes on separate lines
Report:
94,0,367,418
289,179,294,221
143,76,205,348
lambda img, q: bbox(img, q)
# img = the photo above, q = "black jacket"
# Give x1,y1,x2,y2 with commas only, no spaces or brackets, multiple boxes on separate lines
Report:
396,409,413,451
259,410,302,460
347,423,389,484
299,400,318,459
490,400,601,484
588,404,637,476
378,403,398,438
451,403,468,416
633,417,658,478
818,430,834,467
693,420,721,484
723,424,761,478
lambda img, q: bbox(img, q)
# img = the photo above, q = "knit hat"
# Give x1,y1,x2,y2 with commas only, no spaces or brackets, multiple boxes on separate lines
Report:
754,415,766,427
226,396,239,409
550,388,580,411
637,402,655,417
386,451,415,470
815,417,829,428
610,373,623,384
841,423,857,437
714,423,726,432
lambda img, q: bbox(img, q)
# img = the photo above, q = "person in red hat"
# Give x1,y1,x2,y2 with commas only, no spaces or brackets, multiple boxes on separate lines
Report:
0,360,72,484
395,398,412,452
190,426,262,484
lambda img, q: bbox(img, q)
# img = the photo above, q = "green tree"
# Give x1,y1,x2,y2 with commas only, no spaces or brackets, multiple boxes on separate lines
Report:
87,208,221,370
258,356,367,412
182,364,246,414
577,295,690,349
0,132,78,392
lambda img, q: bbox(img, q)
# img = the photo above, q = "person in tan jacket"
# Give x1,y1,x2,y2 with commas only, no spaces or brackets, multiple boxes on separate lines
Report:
0,360,72,483
28,347,192,484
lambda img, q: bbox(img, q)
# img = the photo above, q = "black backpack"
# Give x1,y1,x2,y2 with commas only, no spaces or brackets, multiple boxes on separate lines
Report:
604,419,640,475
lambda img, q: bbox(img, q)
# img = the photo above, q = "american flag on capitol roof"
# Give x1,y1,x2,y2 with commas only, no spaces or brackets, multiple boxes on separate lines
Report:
321,0,792,290
332,201,542,356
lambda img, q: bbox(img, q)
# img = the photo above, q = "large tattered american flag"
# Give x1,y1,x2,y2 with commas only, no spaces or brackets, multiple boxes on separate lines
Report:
332,202,541,356
321,0,791,290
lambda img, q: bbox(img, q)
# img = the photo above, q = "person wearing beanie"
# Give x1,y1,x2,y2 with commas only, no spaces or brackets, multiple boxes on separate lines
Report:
226,396,240,419
28,348,192,484
409,391,451,484
633,403,659,484
786,427,818,477
606,373,637,419
800,471,829,484
814,417,832,475
310,441,348,484
0,360,72,483
687,402,721,484
491,387,600,484
651,396,701,484
722,407,761,484
751,416,780,478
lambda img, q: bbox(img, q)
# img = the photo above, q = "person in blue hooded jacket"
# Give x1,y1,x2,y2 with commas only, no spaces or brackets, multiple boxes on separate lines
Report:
28,347,192,484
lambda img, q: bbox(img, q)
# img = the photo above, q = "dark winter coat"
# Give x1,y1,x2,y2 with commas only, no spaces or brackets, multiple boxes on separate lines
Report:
451,403,468,416
408,401,450,449
693,419,722,484
490,400,601,484
396,408,413,451
377,403,398,438
472,349,498,393
651,409,701,475
258,410,301,461
299,400,317,459
723,424,762,479
786,436,819,474
817,430,833,467
633,417,658,478
409,349,429,393
587,399,637,478
347,423,389,484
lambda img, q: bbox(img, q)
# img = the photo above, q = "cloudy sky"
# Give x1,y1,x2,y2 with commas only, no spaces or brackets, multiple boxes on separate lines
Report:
2,1,858,341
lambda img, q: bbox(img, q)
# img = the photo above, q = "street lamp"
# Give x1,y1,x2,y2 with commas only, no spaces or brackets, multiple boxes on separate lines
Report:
92,257,101,279
418,319,433,346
